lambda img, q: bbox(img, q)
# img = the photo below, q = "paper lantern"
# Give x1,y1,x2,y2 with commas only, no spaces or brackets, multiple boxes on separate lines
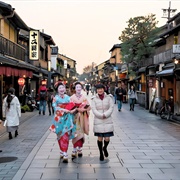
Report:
18,78,25,86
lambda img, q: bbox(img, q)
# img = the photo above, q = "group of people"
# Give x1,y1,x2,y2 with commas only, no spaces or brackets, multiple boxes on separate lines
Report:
114,83,137,112
38,84,54,116
1,80,137,162
49,81,114,163
1,83,55,141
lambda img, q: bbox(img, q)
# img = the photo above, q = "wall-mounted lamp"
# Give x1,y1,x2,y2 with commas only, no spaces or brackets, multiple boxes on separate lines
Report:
174,59,179,64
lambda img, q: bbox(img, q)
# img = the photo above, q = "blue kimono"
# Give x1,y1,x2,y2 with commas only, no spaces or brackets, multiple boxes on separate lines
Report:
50,94,76,140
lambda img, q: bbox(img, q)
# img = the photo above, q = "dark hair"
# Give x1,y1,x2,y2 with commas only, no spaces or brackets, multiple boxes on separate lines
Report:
74,81,83,88
131,85,136,92
7,88,15,109
96,84,105,90
55,82,65,91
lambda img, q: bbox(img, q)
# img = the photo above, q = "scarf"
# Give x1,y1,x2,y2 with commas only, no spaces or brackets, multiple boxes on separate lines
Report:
98,93,104,100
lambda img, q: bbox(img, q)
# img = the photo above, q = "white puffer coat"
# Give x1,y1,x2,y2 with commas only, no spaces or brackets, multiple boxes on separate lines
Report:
91,93,114,133
3,95,21,126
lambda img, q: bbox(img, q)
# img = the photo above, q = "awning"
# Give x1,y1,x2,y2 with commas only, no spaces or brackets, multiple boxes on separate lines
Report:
33,73,41,78
135,75,141,80
0,66,33,77
156,68,174,76
146,73,156,77
138,67,146,73
174,68,180,75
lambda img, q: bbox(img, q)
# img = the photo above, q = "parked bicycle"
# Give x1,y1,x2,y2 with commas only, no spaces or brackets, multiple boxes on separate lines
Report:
159,97,173,120
154,96,174,120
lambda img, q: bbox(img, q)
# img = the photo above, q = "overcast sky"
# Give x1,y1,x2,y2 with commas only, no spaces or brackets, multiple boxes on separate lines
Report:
5,0,180,74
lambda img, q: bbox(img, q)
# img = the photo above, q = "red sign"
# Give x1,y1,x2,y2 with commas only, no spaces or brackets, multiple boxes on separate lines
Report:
18,78,25,86
148,79,154,88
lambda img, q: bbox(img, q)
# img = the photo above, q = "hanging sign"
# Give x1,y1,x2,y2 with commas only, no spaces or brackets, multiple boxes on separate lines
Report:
29,30,39,60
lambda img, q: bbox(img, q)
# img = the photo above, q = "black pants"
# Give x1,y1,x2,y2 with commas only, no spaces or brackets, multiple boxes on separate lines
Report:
47,101,54,115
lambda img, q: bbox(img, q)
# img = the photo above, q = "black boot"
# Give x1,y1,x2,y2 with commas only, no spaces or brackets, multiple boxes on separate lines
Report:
103,140,109,157
15,130,18,137
9,132,12,140
97,140,104,161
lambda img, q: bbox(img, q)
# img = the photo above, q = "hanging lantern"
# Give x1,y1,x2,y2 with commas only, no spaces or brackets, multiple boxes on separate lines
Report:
41,79,47,85
18,78,25,86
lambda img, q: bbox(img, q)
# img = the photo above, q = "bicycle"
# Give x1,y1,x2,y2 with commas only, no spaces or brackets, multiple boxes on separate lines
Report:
159,99,172,120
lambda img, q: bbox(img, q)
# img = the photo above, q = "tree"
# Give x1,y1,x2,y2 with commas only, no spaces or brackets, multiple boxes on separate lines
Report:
119,14,160,66
78,62,97,81
83,62,96,73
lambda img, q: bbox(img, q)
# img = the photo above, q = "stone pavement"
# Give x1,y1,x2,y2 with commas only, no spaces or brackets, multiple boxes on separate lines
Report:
1,93,180,180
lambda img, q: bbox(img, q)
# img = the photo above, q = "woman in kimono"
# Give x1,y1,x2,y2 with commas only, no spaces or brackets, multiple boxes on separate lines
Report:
49,82,76,163
70,81,91,158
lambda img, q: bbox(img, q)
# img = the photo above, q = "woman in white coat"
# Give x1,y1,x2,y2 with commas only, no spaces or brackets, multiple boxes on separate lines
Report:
91,84,114,161
3,88,21,139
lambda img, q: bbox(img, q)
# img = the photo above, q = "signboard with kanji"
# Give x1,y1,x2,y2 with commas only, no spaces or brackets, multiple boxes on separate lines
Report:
29,30,39,60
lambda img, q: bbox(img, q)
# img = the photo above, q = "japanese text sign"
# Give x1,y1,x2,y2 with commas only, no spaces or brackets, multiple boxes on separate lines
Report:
29,30,39,60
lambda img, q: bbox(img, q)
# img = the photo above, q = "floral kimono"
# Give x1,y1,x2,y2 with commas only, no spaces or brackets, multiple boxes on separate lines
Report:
49,94,76,152
70,94,90,147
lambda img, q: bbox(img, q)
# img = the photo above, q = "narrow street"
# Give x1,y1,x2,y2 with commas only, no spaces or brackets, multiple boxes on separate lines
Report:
0,93,180,180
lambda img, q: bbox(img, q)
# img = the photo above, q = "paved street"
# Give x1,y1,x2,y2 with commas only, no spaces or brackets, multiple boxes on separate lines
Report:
1,93,180,180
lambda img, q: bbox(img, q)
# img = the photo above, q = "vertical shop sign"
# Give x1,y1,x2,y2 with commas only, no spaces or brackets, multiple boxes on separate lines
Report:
64,60,67,69
29,30,39,60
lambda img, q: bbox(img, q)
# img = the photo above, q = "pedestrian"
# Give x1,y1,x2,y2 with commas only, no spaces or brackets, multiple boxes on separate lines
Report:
104,82,109,94
113,84,118,104
85,83,90,95
47,87,54,116
128,85,138,111
70,81,91,158
91,84,114,161
2,88,21,139
49,82,76,163
115,83,124,111
91,84,95,95
38,82,47,115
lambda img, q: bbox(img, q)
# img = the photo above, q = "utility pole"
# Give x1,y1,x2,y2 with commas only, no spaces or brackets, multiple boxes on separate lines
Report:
162,1,177,29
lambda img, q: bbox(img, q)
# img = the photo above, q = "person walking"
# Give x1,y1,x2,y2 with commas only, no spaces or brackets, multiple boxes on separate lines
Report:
113,84,118,104
49,82,76,163
47,87,54,116
70,82,91,158
38,83,47,115
115,83,124,111
91,84,114,161
2,88,21,139
85,83,90,95
128,85,138,111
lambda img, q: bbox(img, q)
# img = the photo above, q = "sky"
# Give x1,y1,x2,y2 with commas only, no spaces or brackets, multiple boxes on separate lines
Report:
4,0,180,74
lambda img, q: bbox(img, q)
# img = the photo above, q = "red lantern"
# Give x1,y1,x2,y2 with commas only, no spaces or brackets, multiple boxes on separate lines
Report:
41,80,47,85
18,78,25,86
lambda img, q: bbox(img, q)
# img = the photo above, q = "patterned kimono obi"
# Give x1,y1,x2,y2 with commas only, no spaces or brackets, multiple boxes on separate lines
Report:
49,94,76,140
